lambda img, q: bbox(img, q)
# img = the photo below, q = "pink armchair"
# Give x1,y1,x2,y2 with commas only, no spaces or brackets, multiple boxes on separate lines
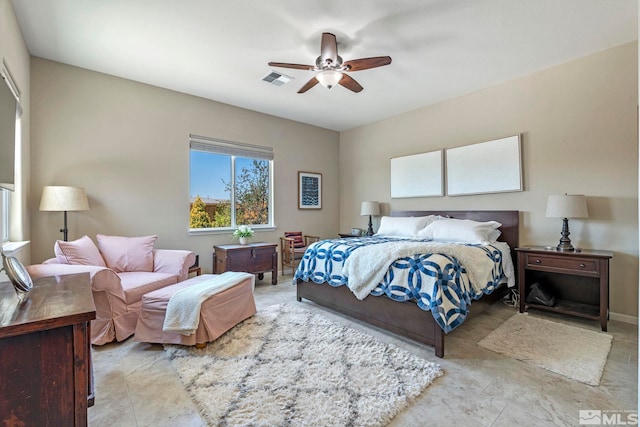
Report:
27,235,196,345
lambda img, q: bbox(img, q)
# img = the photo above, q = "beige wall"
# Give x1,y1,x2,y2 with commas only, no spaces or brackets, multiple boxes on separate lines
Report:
340,42,639,319
29,58,340,273
0,0,31,267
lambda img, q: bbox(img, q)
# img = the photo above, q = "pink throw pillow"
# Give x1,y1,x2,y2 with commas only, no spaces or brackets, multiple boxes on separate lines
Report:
96,234,157,273
54,235,106,267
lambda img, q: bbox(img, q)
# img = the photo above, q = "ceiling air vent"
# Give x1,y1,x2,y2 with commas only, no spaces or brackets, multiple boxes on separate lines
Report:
262,71,293,86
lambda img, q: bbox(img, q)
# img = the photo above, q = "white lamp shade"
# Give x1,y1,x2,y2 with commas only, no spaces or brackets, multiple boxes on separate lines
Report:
39,186,89,211
545,194,588,219
316,70,342,89
360,201,380,216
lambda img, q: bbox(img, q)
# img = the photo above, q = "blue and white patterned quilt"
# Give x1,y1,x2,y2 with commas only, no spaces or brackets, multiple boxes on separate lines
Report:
294,236,514,333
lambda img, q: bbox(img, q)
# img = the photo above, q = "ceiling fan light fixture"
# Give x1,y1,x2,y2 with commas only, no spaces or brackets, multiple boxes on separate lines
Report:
316,70,342,89
269,32,391,93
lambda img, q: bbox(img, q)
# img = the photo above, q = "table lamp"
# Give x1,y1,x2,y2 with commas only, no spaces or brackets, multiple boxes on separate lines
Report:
545,194,588,252
39,186,89,241
360,201,380,236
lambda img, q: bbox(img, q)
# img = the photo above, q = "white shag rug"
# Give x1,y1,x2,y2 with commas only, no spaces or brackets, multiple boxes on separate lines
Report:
478,314,612,386
165,302,443,426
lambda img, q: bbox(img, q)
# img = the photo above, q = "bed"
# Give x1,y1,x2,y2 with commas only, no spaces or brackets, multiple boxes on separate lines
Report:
295,210,519,357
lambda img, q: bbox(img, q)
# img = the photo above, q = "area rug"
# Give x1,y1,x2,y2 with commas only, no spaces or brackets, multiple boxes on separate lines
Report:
164,302,443,426
477,314,612,386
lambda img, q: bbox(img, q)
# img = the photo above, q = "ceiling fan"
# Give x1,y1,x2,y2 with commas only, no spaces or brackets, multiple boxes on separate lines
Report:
268,32,392,94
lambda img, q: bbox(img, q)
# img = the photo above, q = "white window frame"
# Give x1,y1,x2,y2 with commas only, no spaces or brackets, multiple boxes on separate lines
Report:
1,189,8,243
1,59,21,244
188,134,275,234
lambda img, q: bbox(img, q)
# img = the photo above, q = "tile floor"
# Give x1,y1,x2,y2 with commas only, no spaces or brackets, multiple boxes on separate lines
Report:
88,275,638,426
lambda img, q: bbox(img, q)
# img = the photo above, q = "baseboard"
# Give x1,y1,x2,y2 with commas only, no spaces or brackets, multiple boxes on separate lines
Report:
610,311,638,325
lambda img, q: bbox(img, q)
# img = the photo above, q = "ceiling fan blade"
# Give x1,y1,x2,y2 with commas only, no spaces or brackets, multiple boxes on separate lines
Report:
342,56,392,71
297,77,319,93
268,62,314,70
338,74,363,93
320,32,338,64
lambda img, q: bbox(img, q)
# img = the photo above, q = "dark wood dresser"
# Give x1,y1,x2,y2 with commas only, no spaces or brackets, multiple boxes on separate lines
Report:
0,272,96,426
213,242,278,285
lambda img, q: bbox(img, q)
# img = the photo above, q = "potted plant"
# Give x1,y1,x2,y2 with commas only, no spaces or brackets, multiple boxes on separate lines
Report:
233,225,254,245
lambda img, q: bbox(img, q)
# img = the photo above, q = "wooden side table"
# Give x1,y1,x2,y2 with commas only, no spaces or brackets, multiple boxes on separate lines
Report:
0,272,96,425
339,233,361,238
213,242,278,285
516,246,613,331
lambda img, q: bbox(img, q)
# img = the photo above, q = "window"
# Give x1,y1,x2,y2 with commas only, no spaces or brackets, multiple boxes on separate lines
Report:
1,60,21,243
1,189,8,243
189,134,274,231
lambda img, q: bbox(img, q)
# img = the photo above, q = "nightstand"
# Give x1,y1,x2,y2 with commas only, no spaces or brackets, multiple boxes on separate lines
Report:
213,243,278,285
338,233,361,238
516,246,613,331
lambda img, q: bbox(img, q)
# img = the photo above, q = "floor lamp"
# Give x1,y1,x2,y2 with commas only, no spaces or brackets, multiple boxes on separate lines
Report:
39,186,90,241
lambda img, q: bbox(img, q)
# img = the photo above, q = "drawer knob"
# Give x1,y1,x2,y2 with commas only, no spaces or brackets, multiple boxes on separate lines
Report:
535,259,541,264
579,263,585,268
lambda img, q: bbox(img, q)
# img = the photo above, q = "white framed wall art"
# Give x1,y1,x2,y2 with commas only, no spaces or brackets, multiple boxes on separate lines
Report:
445,134,522,196
390,150,443,198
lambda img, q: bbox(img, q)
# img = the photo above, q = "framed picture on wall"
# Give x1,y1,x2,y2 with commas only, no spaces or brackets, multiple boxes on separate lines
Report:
446,134,522,196
298,171,322,209
390,150,443,198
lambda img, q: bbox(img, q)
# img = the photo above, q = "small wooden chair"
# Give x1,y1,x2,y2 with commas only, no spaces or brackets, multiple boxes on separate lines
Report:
280,232,320,276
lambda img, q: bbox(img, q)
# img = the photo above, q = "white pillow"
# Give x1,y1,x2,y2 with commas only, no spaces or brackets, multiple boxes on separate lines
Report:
416,225,435,240
375,215,439,238
422,218,502,244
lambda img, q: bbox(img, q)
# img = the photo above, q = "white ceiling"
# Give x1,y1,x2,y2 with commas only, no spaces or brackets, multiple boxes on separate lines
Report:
11,0,638,132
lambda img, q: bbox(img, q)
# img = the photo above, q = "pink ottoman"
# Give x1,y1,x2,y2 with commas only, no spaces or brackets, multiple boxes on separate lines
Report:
134,274,256,347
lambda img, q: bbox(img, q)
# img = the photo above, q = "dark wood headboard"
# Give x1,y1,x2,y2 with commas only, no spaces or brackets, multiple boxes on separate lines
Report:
390,210,520,252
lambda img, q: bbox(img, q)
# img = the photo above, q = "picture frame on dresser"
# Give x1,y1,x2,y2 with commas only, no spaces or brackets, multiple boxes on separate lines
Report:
298,171,322,209
1,251,32,302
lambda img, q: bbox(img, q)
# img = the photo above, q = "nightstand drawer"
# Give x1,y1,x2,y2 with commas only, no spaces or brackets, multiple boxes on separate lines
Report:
524,253,598,275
